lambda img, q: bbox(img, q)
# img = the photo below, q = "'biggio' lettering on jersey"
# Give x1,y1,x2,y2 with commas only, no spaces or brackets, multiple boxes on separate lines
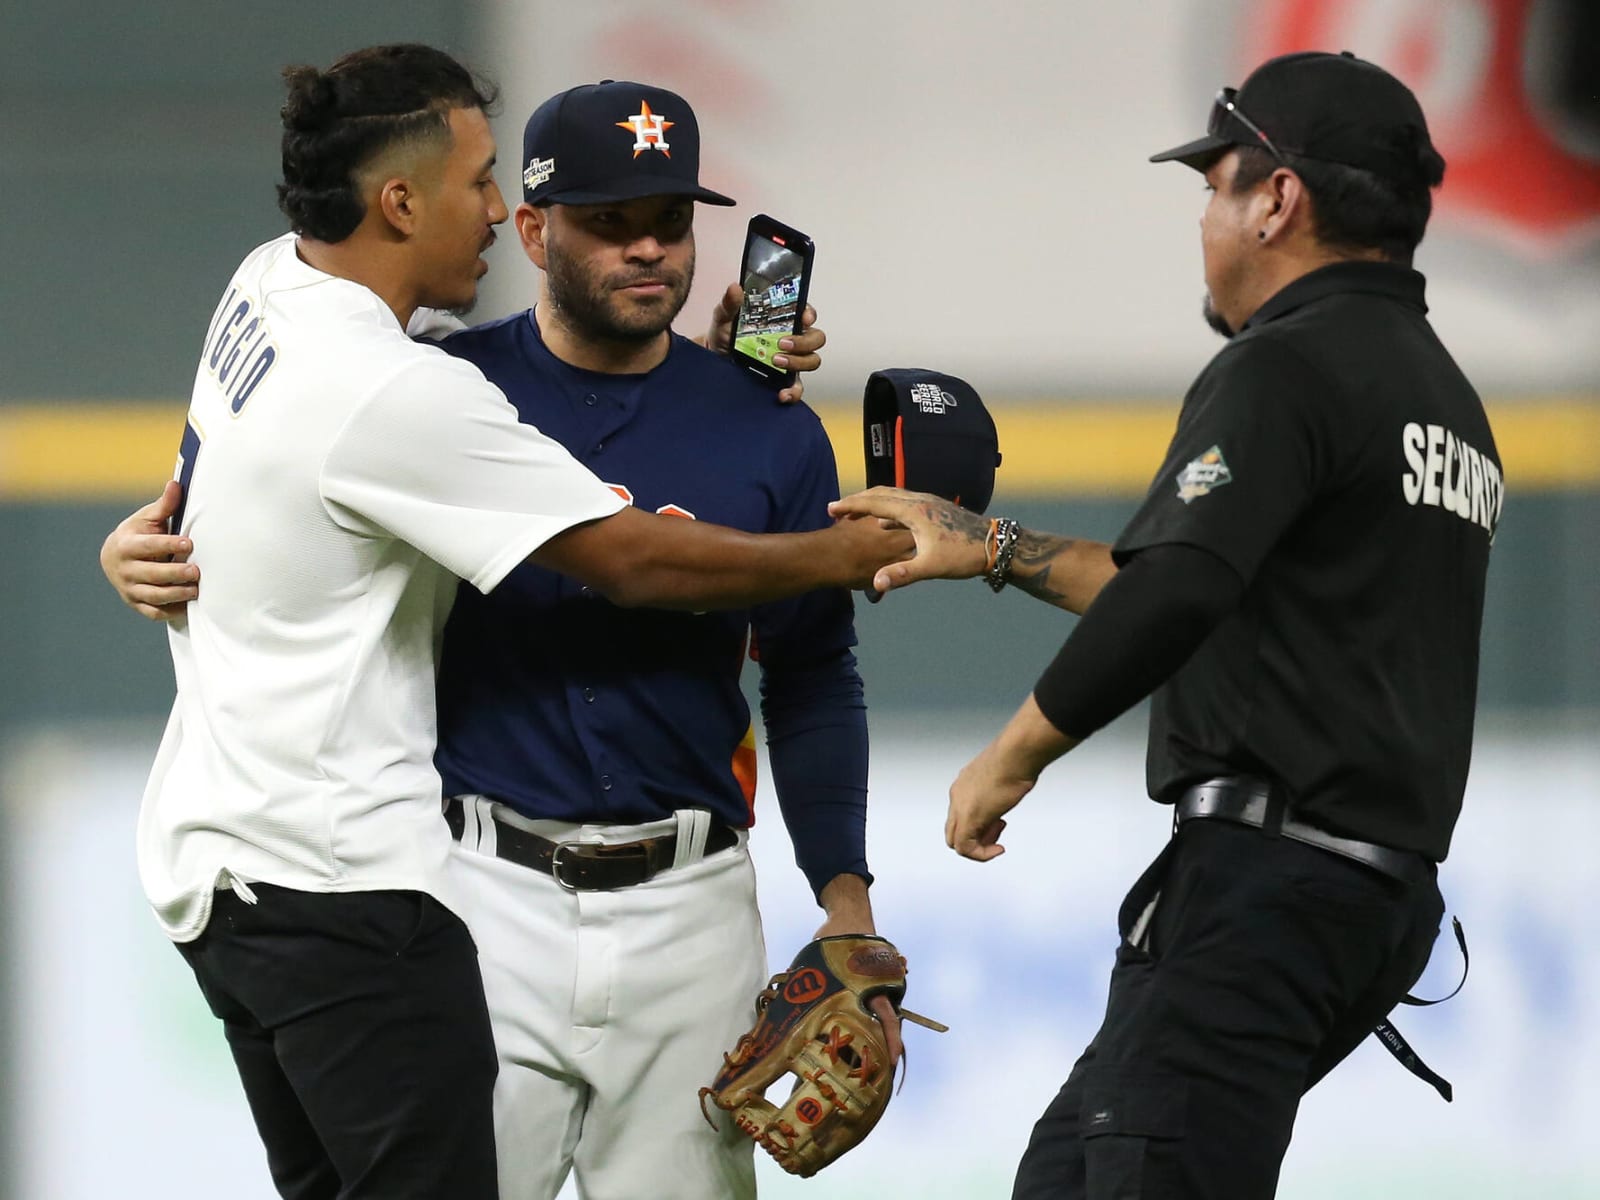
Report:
202,285,279,414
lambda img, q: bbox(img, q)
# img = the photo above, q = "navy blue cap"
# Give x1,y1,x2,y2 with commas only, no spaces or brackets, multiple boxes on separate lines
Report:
521,80,736,206
864,370,1002,514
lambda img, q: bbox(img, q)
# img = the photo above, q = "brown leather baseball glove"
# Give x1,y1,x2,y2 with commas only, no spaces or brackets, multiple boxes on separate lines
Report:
698,934,947,1177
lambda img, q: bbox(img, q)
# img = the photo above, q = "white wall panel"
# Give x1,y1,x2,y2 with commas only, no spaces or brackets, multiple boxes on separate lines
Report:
473,1,1600,397
5,721,1596,1198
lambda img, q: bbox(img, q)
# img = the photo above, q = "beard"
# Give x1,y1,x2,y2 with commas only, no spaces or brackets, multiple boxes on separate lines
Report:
1201,293,1235,339
545,246,695,345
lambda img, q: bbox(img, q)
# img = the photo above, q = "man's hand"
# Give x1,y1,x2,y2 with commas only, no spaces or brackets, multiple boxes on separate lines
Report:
813,874,902,1066
100,482,198,622
947,696,1079,862
827,487,990,595
824,511,917,592
947,746,1034,862
698,283,827,405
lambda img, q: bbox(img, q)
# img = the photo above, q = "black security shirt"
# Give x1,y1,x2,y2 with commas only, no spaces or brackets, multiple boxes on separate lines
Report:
1115,262,1500,860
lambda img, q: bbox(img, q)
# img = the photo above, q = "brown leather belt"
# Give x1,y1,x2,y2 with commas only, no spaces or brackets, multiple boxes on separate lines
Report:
1174,777,1433,883
444,799,738,891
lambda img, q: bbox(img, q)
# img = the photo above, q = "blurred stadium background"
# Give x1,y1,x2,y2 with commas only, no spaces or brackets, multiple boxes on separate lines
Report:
2,1,1596,1196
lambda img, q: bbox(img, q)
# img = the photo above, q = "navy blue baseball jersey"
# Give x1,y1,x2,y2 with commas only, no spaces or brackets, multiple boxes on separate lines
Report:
431,311,869,896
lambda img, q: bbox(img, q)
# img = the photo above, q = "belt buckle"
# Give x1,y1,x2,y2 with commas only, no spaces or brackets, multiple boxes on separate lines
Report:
549,841,583,892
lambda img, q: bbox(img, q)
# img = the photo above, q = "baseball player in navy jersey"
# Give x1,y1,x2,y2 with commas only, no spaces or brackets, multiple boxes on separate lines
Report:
424,79,898,1200
98,47,906,1200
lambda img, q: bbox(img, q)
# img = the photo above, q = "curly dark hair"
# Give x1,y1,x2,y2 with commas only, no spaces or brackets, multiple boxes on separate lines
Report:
1231,132,1446,263
277,44,499,243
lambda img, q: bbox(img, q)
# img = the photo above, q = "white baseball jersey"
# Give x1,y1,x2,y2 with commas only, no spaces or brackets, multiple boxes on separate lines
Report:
138,233,627,942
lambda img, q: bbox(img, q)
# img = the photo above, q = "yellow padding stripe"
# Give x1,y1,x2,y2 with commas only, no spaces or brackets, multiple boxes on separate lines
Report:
817,397,1600,495
1,397,1596,501
1,405,188,500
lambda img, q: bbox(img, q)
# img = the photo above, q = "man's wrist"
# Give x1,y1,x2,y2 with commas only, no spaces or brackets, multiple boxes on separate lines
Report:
984,517,1021,591
995,694,1080,779
816,873,876,935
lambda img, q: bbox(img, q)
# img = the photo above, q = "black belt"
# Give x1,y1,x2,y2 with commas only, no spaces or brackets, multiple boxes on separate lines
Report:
1175,777,1433,883
444,799,738,891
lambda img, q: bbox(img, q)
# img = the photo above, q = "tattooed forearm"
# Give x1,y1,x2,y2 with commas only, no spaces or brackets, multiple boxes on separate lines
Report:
1014,562,1069,605
1010,532,1076,604
1003,530,1117,614
1014,530,1079,568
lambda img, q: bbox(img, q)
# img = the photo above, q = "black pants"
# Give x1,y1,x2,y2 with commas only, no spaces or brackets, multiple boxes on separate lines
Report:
176,884,499,1199
1012,819,1445,1200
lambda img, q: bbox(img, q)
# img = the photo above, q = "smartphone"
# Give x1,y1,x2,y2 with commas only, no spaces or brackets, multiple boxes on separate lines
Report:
730,214,815,387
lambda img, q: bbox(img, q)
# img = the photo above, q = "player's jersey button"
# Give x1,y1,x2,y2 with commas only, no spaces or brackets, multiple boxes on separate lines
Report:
584,393,597,406
583,687,596,703
600,775,613,791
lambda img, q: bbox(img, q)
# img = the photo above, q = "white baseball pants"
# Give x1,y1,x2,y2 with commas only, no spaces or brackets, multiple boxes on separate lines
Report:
448,797,768,1200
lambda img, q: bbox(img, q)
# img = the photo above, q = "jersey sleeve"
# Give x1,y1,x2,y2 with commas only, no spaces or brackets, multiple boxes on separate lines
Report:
1115,335,1333,581
749,407,859,665
751,409,871,900
1032,543,1243,739
319,354,626,593
762,650,870,901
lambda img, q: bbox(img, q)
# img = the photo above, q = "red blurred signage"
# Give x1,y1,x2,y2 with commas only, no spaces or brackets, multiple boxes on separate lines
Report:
1241,0,1600,254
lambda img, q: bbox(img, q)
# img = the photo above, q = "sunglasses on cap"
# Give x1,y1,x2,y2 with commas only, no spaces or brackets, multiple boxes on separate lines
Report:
1211,88,1286,164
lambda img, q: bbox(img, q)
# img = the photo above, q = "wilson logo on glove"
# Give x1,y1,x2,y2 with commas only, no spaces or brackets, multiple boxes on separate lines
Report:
783,968,828,1005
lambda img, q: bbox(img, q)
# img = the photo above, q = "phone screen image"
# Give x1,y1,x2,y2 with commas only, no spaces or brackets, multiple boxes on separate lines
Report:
732,216,812,382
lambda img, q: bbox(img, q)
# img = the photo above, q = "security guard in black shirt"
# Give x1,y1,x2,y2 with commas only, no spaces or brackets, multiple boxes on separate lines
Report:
830,50,1496,1199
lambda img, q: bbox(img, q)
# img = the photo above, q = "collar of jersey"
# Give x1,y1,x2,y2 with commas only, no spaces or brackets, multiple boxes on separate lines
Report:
1243,260,1427,332
522,306,678,382
276,234,407,332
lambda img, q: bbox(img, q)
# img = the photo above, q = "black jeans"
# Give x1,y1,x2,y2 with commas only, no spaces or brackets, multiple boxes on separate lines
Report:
176,884,499,1199
1012,818,1445,1200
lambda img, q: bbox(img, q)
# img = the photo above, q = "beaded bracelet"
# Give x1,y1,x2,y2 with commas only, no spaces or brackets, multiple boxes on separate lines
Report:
985,517,1020,592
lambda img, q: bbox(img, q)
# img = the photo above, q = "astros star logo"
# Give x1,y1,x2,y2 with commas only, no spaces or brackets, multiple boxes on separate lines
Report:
617,100,674,157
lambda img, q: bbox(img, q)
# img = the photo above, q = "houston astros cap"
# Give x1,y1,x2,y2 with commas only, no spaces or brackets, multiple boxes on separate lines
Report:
1150,51,1441,183
521,79,736,206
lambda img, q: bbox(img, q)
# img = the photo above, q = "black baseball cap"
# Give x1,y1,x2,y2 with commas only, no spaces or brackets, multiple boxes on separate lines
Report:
1150,51,1440,183
863,369,1001,514
521,80,736,206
